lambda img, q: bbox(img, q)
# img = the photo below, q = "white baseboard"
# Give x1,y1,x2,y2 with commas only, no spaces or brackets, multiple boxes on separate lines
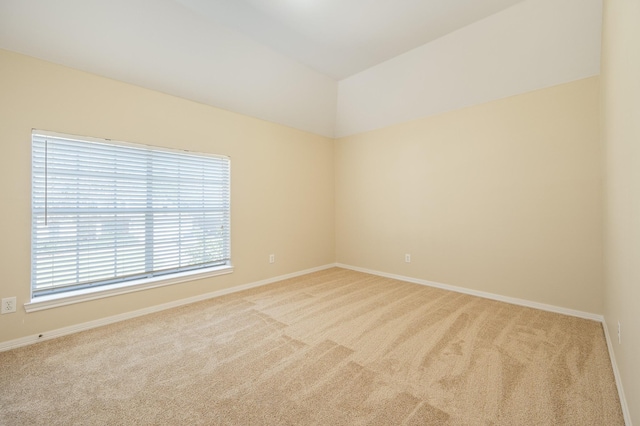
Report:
3,263,602,351
0,263,336,353
602,319,633,426
336,263,603,322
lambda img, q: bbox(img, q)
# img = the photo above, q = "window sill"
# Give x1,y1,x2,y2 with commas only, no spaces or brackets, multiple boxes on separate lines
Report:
24,265,234,313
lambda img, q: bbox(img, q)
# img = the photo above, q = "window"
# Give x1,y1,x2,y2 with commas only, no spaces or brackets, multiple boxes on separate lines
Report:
30,130,231,302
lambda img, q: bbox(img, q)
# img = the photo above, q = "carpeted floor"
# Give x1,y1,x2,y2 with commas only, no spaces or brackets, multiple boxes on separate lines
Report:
0,268,624,425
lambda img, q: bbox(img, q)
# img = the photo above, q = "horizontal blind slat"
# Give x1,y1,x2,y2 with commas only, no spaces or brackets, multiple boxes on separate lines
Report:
32,131,231,296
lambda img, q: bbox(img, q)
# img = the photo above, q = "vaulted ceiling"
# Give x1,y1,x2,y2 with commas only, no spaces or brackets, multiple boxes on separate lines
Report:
0,0,599,137
1,0,526,80
173,0,527,79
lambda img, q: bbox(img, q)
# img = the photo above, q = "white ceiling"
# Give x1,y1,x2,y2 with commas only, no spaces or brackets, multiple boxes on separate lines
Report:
0,0,545,136
175,0,527,79
0,0,527,81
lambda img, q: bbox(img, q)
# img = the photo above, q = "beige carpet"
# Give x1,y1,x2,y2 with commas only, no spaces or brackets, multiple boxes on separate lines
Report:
0,268,624,425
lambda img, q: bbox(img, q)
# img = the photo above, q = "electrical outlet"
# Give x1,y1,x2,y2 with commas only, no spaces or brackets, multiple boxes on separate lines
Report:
618,321,621,344
405,254,411,263
269,254,275,264
1,297,17,314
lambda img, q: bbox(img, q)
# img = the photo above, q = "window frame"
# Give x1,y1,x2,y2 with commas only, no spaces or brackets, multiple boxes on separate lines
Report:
27,130,233,312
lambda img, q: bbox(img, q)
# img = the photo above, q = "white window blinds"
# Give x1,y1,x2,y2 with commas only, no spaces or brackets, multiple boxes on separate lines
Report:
31,131,231,297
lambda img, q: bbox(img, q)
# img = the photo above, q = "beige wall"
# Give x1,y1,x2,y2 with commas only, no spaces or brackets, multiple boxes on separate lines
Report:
601,0,640,421
0,49,335,343
335,77,603,314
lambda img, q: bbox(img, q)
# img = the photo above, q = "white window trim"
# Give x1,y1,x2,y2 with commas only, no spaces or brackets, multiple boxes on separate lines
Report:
24,264,233,313
29,129,232,309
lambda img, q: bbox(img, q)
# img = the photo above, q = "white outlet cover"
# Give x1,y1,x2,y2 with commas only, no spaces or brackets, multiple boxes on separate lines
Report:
1,297,17,314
